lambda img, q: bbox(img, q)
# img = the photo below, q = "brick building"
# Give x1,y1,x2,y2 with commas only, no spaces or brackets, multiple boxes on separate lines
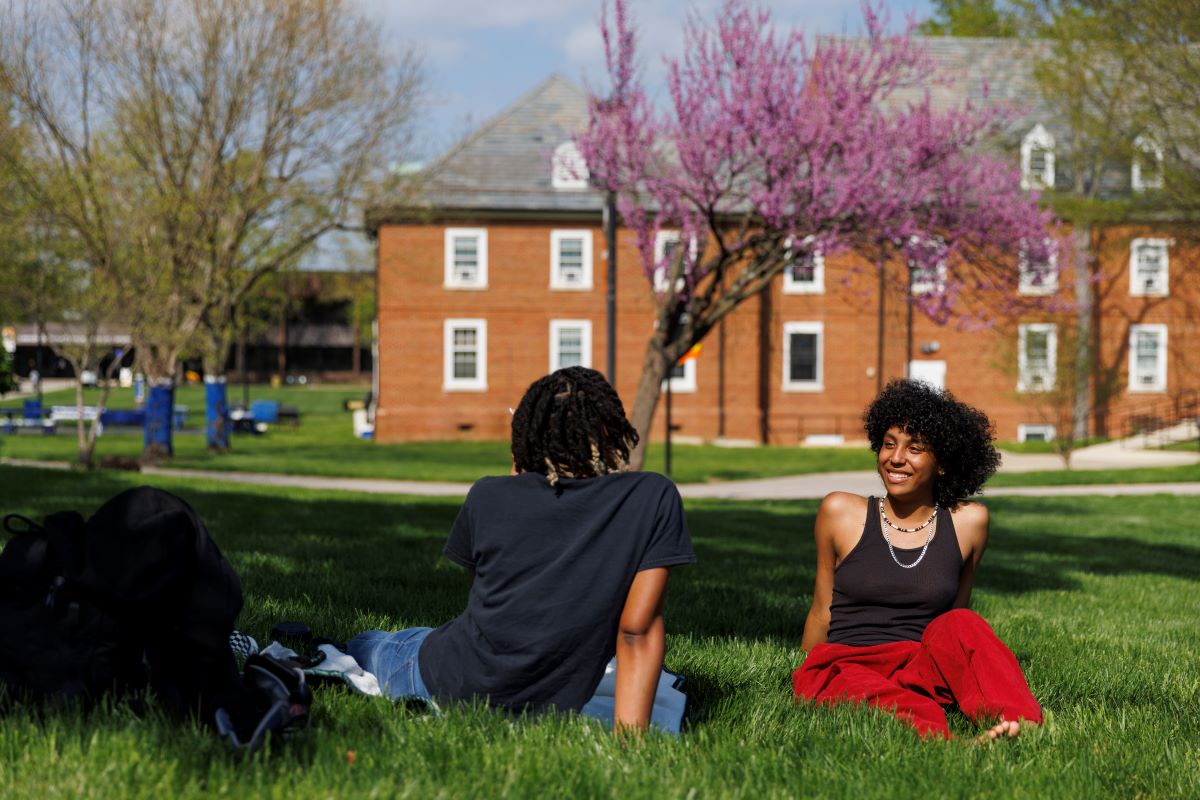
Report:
369,46,1198,446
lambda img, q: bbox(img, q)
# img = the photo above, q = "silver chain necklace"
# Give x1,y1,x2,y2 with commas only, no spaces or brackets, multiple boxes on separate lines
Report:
878,498,938,569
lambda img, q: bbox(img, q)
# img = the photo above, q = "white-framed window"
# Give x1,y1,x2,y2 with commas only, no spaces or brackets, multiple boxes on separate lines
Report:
551,142,589,190
1018,241,1058,296
550,230,593,290
1018,323,1057,393
1128,324,1167,393
444,228,488,289
664,358,696,393
653,230,698,293
1129,238,1170,297
1131,134,1164,192
549,319,592,372
905,235,948,296
443,318,487,391
782,236,824,294
1021,123,1055,190
783,321,824,392
1018,423,1056,443
911,260,947,296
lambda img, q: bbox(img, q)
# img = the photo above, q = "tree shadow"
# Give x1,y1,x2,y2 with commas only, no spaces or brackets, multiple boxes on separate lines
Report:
4,469,1197,648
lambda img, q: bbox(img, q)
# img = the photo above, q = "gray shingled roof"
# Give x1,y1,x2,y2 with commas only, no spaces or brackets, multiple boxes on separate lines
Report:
371,37,1143,226
415,74,603,214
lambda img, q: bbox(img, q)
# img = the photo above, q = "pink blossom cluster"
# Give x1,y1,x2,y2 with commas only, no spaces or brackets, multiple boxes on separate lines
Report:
576,0,1063,326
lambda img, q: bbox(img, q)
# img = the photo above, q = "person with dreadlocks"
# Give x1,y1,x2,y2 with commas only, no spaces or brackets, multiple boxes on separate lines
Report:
792,379,1043,742
348,367,695,732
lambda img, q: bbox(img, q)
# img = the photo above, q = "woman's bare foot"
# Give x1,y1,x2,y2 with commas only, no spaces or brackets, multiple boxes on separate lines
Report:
978,718,1024,742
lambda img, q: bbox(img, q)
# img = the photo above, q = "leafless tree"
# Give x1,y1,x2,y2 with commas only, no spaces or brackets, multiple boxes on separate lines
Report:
0,0,422,459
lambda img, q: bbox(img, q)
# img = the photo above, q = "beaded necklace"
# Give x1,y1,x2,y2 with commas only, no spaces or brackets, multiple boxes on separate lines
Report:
878,498,938,569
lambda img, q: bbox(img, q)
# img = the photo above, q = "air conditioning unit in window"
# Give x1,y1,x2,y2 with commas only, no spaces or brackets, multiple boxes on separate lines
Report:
1030,374,1044,387
1140,374,1154,385
457,269,475,282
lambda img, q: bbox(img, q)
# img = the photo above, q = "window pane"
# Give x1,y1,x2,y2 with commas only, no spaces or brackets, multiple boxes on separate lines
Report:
557,327,583,368
1135,243,1164,290
1029,147,1047,176
452,327,478,380
1135,330,1159,382
789,333,817,381
788,263,815,283
453,352,476,379
1027,331,1049,369
558,237,584,283
453,236,478,282
670,363,686,379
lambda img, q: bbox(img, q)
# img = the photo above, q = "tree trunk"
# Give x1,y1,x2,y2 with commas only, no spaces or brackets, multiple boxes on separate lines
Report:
627,330,675,472
1072,224,1093,443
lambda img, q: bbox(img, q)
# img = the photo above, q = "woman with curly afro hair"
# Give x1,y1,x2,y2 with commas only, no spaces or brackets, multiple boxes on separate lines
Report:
349,367,695,734
792,379,1042,741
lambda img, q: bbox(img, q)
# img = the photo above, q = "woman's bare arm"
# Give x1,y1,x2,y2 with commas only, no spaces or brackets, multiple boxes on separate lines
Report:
614,567,669,734
951,502,989,609
800,493,860,654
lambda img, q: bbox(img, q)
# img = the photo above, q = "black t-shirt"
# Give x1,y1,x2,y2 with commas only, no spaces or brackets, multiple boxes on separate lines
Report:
418,470,695,713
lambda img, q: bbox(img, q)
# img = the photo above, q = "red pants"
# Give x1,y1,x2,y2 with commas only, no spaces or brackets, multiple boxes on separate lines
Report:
792,609,1042,739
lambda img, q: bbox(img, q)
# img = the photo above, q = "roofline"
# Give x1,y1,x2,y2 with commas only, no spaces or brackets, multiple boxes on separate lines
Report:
367,204,605,231
421,74,589,182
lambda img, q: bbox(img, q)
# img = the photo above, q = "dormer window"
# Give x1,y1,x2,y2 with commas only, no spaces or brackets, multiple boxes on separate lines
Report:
1131,134,1164,192
1020,124,1055,190
551,142,589,190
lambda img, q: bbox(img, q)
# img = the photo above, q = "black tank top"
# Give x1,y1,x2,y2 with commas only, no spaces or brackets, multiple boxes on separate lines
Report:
826,497,963,646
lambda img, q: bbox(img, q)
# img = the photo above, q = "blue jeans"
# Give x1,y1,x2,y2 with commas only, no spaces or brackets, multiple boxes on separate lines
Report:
347,632,684,734
348,627,434,702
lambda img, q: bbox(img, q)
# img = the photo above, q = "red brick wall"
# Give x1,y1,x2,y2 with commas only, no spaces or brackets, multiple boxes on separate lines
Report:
375,218,1200,445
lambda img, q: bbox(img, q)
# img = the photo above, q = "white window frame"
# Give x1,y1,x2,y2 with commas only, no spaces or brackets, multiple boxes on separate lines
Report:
1128,324,1168,393
551,142,589,190
443,228,488,289
782,321,824,392
548,319,592,372
443,318,487,392
1129,238,1170,297
1017,423,1056,443
1131,134,1164,192
549,230,593,290
1019,242,1059,296
653,230,698,293
663,357,696,393
1017,323,1057,393
1020,123,1056,190
782,236,825,294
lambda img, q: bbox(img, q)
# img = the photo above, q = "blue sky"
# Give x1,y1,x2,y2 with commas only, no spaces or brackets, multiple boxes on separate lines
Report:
358,1,936,162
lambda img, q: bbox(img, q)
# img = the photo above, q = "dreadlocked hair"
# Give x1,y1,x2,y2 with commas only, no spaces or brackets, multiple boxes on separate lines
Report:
511,367,639,486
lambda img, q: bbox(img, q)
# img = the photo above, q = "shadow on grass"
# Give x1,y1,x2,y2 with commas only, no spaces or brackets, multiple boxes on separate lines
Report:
3,468,1198,646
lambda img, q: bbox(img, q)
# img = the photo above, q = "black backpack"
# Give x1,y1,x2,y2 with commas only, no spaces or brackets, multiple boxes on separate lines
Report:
0,486,308,748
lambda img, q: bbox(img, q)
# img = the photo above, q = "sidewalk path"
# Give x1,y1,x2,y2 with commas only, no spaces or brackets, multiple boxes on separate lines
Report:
4,457,1198,500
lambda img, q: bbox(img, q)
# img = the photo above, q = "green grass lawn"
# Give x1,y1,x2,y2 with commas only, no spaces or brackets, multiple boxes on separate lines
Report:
0,384,876,482
0,464,1196,798
4,386,1200,486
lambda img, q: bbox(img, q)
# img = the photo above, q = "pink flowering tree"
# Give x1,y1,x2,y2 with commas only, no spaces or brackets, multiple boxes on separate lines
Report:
577,0,1060,468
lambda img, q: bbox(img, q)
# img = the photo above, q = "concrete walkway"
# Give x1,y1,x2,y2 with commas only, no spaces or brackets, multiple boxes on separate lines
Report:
3,457,1197,501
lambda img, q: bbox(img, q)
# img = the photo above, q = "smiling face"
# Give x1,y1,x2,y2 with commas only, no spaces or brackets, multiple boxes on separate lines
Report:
877,425,940,505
